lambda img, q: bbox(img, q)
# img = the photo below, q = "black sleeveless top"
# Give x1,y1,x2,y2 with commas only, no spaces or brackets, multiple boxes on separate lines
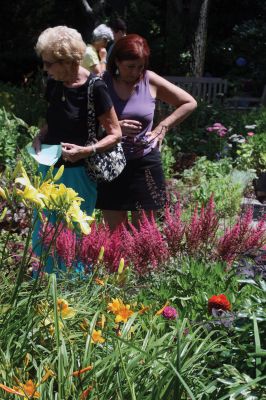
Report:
43,75,113,167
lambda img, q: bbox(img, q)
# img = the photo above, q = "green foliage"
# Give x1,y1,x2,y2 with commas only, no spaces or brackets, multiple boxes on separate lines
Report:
164,103,266,161
236,132,266,173
176,157,254,217
0,74,47,126
0,108,35,169
161,144,175,179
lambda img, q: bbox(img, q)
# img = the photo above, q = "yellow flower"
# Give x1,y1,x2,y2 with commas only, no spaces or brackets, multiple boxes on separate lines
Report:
107,298,124,314
97,245,105,261
53,165,64,182
118,258,125,274
0,380,40,399
0,187,7,199
115,304,134,323
96,314,106,330
57,298,76,319
91,329,105,344
67,202,93,235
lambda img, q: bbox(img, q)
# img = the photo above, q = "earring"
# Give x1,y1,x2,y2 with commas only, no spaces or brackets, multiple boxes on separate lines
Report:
115,67,119,76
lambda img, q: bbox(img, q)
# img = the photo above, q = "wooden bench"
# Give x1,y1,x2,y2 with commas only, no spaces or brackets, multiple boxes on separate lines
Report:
225,85,266,110
163,76,228,104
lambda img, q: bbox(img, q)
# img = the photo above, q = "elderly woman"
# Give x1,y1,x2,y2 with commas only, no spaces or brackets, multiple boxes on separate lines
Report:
32,25,121,272
96,34,197,230
82,24,113,74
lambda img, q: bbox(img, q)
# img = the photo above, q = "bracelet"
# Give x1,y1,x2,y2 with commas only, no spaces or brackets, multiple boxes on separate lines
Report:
91,144,97,154
100,60,107,64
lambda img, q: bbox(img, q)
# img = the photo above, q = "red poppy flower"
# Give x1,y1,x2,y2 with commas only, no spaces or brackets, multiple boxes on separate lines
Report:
208,294,231,314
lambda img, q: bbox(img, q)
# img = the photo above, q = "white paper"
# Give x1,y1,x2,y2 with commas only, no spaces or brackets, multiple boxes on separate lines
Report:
27,144,62,166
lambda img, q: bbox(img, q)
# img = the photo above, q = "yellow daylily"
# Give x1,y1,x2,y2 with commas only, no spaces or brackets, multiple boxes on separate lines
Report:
91,329,105,344
107,298,124,314
97,245,105,262
57,298,76,319
115,304,134,323
67,202,93,235
117,258,125,274
0,187,7,199
53,165,64,182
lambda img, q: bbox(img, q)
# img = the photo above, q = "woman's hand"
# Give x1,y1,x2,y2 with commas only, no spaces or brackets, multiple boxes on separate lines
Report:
145,125,167,149
120,119,142,136
61,143,89,163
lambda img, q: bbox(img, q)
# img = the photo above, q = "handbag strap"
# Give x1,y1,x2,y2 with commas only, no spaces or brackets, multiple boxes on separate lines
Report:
86,76,102,145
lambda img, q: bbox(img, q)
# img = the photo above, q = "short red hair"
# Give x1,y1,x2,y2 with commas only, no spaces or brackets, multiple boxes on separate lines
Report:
108,34,150,76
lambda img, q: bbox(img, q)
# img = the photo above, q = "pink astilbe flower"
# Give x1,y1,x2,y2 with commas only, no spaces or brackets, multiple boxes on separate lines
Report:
40,222,77,267
185,196,219,256
79,222,110,267
121,212,169,275
102,227,125,273
162,306,178,320
55,226,77,268
163,202,185,256
216,209,266,265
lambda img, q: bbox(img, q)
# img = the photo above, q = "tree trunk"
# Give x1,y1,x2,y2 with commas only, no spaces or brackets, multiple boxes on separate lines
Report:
192,0,210,77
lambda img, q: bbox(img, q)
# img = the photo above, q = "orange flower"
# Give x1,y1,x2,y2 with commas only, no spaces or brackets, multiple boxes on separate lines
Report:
115,304,134,323
0,379,41,399
155,301,169,316
138,304,150,315
94,277,105,286
81,385,93,399
208,294,231,313
72,365,93,377
91,329,105,344
107,298,124,314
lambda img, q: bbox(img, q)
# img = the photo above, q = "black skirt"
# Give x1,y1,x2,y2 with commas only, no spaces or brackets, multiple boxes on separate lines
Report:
96,148,166,211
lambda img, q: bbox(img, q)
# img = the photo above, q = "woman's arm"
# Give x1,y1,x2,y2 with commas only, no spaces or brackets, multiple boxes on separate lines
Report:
61,107,122,163
146,70,197,145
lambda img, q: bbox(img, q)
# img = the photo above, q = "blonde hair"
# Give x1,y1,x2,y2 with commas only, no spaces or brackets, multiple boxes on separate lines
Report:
35,26,86,63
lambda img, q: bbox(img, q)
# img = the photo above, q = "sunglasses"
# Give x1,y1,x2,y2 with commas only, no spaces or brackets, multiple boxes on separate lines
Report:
42,60,61,68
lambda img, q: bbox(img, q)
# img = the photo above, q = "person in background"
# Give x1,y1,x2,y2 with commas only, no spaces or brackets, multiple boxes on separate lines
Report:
96,34,197,231
32,25,121,272
107,17,127,60
82,24,113,75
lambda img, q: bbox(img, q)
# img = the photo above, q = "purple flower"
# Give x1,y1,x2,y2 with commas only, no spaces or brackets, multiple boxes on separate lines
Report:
162,306,178,320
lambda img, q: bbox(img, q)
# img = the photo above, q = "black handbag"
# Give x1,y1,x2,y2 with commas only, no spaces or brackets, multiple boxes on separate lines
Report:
85,76,126,182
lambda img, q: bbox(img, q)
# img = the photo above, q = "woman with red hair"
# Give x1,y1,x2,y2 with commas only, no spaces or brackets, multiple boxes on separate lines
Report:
97,34,197,230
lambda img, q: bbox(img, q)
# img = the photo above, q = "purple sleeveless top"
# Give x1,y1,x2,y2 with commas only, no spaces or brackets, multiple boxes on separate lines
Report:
103,71,156,159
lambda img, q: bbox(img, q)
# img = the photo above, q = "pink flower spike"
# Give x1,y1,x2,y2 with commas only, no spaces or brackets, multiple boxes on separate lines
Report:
213,123,223,128
162,306,178,320
247,132,254,137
